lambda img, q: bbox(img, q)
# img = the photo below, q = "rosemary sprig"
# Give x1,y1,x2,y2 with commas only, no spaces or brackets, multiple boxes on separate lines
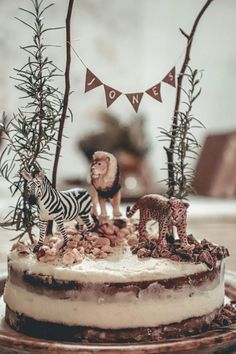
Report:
161,66,204,199
163,0,214,198
0,0,67,241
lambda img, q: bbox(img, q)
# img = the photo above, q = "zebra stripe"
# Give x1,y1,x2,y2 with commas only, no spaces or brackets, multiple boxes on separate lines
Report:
80,197,92,215
25,174,95,252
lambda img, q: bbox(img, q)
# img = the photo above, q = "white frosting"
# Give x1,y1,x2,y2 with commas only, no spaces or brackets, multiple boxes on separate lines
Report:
5,248,225,329
4,277,224,329
8,248,209,283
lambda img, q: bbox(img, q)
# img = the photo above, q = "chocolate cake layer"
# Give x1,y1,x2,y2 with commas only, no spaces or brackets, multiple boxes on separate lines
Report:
9,263,221,295
5,305,222,343
4,249,226,332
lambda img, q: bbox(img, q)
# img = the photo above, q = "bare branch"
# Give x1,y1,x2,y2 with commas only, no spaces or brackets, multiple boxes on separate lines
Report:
165,0,214,198
179,27,189,39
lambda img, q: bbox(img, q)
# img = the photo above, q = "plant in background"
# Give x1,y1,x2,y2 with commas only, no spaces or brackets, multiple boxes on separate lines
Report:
0,0,66,241
160,67,204,198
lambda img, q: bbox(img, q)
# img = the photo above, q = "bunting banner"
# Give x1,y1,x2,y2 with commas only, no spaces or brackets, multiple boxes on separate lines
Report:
145,83,162,102
85,69,102,92
104,85,122,107
126,93,144,113
162,67,176,87
84,65,176,113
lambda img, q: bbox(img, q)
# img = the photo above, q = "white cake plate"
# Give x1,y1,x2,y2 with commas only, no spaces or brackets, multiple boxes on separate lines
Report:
0,273,236,354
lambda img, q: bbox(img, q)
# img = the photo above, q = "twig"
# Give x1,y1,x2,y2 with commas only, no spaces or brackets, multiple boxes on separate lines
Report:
166,0,214,198
52,0,74,187
47,0,74,235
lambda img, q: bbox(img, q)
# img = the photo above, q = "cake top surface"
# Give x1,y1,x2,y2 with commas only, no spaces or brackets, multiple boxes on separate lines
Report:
8,247,210,283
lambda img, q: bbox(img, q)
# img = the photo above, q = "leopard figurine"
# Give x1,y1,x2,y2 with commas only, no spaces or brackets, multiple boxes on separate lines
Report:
127,194,192,249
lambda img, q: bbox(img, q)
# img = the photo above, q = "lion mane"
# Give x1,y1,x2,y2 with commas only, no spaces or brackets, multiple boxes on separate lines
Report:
91,151,120,197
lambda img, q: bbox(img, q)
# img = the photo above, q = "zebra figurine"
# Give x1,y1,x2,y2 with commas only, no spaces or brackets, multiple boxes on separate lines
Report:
21,169,95,252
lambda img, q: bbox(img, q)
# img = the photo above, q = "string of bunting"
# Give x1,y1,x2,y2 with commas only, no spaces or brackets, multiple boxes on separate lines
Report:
70,44,177,113
84,67,176,113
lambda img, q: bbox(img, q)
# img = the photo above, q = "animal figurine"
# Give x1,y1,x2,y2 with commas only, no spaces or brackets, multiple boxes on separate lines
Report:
21,169,95,252
127,194,192,250
90,151,122,220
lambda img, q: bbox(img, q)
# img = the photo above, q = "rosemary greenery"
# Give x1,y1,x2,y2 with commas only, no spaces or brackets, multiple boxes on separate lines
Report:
160,66,204,199
160,0,213,199
0,0,65,241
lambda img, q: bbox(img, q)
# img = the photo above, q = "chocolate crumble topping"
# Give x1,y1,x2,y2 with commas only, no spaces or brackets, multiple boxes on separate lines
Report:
131,234,229,268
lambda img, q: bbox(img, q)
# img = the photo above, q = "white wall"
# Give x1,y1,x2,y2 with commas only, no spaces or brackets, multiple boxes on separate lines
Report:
1,0,236,186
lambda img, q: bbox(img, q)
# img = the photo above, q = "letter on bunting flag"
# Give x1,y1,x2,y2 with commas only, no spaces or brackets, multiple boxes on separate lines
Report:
104,85,122,107
145,83,162,102
126,93,144,113
85,69,102,93
162,67,176,87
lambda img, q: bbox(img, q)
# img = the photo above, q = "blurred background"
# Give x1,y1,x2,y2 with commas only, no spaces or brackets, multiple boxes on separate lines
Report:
0,0,236,213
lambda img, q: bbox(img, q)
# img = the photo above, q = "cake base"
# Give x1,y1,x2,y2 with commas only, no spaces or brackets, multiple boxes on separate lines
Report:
1,294,236,354
5,305,222,343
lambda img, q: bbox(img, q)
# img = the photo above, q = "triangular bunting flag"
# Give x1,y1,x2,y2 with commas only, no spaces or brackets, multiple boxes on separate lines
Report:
145,83,162,102
104,85,122,107
162,67,176,87
126,93,144,113
85,69,102,93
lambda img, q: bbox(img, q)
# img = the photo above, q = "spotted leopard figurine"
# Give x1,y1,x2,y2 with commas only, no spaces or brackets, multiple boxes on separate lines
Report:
127,194,192,250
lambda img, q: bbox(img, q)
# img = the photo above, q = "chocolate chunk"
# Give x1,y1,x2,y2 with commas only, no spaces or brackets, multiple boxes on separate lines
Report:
113,219,127,229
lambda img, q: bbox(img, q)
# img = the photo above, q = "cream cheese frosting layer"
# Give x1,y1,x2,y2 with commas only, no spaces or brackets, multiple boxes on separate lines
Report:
4,277,224,329
8,249,210,283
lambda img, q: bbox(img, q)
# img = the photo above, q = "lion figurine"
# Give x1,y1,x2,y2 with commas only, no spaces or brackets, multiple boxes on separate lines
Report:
90,151,122,220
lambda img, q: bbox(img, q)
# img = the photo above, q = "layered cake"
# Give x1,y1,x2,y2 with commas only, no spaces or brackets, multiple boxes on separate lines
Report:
2,154,234,342
3,220,231,343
